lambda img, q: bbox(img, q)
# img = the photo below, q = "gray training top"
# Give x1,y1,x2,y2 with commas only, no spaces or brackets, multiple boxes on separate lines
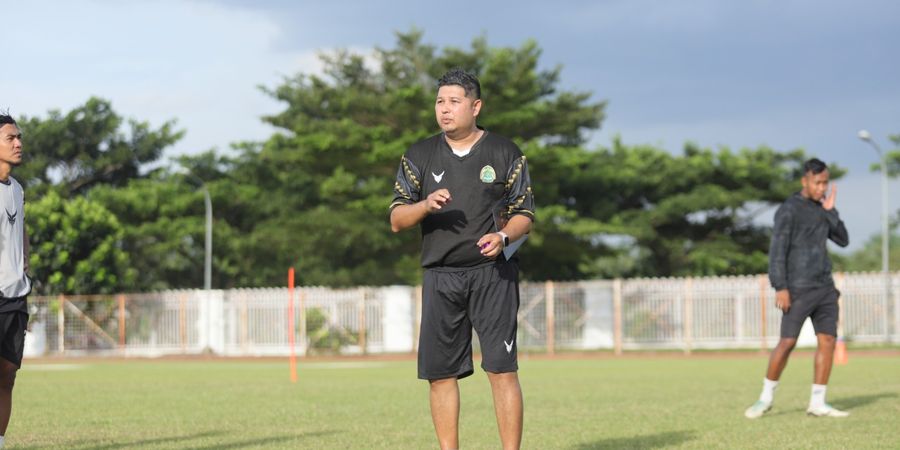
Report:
768,192,849,292
0,176,31,309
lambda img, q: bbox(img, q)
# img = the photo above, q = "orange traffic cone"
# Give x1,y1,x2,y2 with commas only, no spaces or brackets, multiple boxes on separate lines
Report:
834,336,848,365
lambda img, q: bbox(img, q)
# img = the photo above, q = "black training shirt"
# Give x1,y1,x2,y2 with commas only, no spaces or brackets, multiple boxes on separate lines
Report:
768,192,849,291
390,130,535,268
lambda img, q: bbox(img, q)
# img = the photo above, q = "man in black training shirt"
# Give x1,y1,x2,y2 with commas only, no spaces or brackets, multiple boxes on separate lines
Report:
745,158,850,419
390,69,534,450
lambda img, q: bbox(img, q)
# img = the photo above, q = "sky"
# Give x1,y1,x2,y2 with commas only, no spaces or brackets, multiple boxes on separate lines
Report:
6,0,900,253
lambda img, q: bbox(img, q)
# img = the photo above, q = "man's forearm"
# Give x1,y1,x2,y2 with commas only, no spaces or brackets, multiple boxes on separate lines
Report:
768,240,789,291
824,210,849,247
769,268,787,291
390,202,429,232
500,215,532,243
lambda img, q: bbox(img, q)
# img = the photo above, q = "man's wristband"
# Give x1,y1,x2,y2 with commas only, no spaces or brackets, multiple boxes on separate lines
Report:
497,231,509,247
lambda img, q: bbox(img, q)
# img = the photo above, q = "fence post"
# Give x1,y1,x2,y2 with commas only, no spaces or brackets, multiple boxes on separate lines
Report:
240,292,249,353
895,273,899,344
299,287,307,357
613,279,623,356
118,294,126,352
759,275,768,352
179,294,187,354
545,281,555,355
359,288,367,355
288,270,297,382
57,295,65,354
683,278,693,355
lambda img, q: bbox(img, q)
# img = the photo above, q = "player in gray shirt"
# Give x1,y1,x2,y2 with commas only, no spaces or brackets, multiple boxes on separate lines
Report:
0,113,32,449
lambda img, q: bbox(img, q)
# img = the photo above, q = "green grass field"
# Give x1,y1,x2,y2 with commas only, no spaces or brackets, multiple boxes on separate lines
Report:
11,353,900,449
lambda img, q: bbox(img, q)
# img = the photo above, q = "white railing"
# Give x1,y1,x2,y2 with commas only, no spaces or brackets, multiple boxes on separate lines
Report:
23,272,900,357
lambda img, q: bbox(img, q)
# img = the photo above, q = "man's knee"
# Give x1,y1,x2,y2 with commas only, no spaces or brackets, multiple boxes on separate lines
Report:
0,366,17,392
777,338,798,351
429,377,458,391
486,370,517,377
486,371,519,386
817,333,836,347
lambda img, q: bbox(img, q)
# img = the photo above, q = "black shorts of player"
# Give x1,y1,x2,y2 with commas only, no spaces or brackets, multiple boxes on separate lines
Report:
780,286,839,338
0,309,28,367
418,259,519,381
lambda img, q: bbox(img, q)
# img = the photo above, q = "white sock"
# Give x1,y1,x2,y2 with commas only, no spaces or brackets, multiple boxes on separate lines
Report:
810,384,827,409
0,434,5,448
759,378,778,404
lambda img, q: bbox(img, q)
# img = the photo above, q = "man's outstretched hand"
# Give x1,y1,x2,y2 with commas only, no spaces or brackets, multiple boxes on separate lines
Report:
823,184,837,211
425,189,452,213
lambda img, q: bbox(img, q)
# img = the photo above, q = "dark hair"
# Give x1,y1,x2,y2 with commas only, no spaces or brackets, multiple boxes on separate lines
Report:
803,158,828,175
0,110,15,127
437,68,481,99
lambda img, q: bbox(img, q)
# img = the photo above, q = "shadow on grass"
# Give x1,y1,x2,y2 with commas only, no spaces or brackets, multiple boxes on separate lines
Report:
755,392,898,418
575,430,696,450
16,430,224,450
765,407,805,417
833,392,898,410
17,429,337,450
191,431,338,450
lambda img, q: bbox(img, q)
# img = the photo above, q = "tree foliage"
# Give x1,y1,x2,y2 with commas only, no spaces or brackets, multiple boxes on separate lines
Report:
225,30,605,286
524,139,843,278
20,31,848,292
20,98,184,293
868,134,900,177
27,191,134,294
18,97,182,197
834,232,900,272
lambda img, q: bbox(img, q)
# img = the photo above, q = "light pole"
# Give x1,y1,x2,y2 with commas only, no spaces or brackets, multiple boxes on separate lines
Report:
201,184,212,291
184,174,213,290
184,173,214,353
857,129,892,341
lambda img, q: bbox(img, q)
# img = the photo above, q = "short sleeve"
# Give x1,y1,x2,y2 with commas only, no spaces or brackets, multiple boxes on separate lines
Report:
503,155,535,221
389,155,423,211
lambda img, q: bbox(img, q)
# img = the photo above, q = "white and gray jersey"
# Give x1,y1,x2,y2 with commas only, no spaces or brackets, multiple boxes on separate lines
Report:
0,176,31,299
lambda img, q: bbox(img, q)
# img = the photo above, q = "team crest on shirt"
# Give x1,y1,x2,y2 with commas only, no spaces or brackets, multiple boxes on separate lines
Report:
479,165,496,183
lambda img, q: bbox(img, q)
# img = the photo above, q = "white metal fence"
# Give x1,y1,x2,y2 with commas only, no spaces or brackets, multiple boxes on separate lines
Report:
23,272,900,358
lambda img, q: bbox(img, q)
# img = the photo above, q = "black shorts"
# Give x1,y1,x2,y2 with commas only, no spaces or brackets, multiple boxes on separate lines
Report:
418,260,520,380
0,311,28,367
780,286,839,338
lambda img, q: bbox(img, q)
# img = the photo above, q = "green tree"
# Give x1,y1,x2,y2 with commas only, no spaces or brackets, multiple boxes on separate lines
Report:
868,134,900,177
836,233,900,272
524,139,841,279
27,191,135,294
20,98,191,292
841,132,900,273
88,171,241,291
868,134,900,226
217,30,833,284
17,97,183,197
224,30,605,286
19,34,851,291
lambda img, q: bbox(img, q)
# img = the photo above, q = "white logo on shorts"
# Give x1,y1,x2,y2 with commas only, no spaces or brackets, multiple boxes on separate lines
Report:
504,339,515,353
432,171,444,183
